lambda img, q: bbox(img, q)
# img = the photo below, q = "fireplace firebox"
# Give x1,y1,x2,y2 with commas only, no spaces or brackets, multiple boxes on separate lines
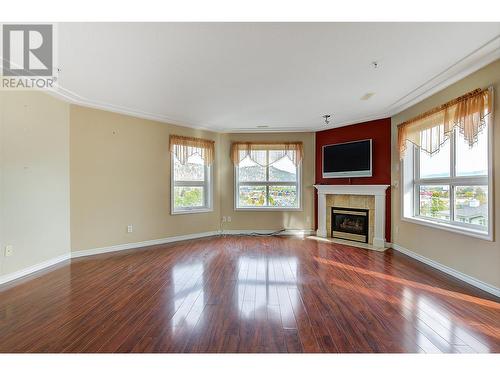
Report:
331,207,369,243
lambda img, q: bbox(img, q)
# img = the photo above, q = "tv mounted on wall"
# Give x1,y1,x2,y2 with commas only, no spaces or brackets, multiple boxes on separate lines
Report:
322,139,372,178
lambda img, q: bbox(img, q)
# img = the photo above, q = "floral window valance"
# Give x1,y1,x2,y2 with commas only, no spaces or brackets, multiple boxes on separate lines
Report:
169,134,215,166
398,87,492,158
230,142,304,166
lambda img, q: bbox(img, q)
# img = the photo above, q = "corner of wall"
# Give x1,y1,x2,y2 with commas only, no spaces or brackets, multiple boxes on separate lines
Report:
0,91,71,279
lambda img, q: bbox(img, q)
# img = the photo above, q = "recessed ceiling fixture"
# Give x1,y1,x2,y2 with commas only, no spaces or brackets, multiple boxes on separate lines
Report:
361,92,375,100
322,114,331,125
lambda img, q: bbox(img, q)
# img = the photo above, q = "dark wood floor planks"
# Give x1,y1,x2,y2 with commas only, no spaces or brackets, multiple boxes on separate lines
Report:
0,235,499,353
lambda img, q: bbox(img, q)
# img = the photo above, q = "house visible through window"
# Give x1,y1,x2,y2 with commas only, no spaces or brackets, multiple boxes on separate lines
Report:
232,143,303,210
399,88,492,239
401,119,491,238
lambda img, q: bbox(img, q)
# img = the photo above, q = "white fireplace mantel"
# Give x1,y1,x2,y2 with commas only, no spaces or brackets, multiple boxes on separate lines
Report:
314,184,390,249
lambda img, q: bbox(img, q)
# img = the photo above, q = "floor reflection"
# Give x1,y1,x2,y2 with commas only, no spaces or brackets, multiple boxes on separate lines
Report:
314,256,499,309
401,287,491,353
237,256,298,323
171,262,205,330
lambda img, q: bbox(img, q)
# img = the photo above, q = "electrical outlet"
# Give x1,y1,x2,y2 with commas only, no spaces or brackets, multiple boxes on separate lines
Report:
127,225,133,233
222,216,227,222
227,216,231,222
5,245,14,257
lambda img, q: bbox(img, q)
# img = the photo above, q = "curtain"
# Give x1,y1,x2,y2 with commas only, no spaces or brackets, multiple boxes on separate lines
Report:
230,142,303,166
398,88,492,158
169,135,215,166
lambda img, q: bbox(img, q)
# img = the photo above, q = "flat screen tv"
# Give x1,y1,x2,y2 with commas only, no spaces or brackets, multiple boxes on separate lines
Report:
322,139,372,178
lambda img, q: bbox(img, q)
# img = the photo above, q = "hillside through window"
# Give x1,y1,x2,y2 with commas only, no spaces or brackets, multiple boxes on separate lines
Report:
235,150,300,210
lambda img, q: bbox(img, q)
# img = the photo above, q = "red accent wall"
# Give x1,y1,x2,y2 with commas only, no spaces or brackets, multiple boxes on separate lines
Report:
315,118,391,241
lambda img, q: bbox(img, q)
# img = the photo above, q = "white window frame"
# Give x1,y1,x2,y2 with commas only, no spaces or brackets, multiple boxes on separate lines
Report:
234,150,302,211
400,114,494,241
171,156,213,215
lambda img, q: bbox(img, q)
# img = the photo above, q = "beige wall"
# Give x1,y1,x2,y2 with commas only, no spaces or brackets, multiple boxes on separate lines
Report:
70,105,222,251
391,59,500,288
0,91,70,277
71,109,315,252
219,132,315,232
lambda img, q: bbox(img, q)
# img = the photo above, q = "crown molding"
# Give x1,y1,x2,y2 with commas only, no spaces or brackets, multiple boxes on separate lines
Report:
223,126,320,133
48,86,226,133
47,35,499,134
381,34,500,119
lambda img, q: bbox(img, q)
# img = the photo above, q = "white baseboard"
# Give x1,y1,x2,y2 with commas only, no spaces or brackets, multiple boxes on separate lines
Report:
71,231,219,258
392,243,500,298
0,253,71,286
72,229,315,259
221,229,315,236
0,232,219,285
1,229,318,285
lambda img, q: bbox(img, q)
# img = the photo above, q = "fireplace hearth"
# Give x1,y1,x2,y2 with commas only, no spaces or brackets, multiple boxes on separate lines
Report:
331,207,369,243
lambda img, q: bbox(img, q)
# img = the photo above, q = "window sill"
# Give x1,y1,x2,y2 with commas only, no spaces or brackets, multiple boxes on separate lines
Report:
401,215,492,241
171,208,213,215
235,207,302,212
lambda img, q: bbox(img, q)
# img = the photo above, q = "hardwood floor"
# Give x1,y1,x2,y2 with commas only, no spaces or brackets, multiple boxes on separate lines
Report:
0,235,499,353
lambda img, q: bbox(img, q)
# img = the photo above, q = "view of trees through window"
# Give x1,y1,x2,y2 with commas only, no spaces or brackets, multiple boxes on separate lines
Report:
419,185,450,219
174,186,204,208
173,152,210,211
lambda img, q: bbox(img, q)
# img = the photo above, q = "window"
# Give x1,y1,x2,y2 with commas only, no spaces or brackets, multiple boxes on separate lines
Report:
170,135,214,214
399,87,492,240
402,124,491,239
235,149,301,210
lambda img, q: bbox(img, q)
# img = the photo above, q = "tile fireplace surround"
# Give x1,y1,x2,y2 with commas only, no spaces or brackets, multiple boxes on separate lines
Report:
314,184,390,250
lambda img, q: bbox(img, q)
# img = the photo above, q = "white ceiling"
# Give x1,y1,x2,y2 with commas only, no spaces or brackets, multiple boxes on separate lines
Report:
56,23,500,132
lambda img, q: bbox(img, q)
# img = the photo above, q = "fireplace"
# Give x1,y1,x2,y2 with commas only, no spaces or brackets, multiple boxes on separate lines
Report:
331,207,369,243
314,185,389,250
